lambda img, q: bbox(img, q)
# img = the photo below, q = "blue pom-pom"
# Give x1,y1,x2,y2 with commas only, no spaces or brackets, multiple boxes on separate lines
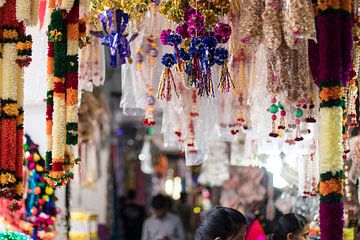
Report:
190,38,202,48
203,36,218,51
161,53,177,68
178,48,190,61
167,33,182,47
214,48,228,65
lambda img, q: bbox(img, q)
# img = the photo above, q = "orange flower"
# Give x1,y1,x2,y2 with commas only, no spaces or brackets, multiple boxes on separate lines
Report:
67,23,79,41
319,178,344,196
66,89,78,105
47,57,54,74
3,103,19,117
0,174,8,185
320,88,330,101
3,29,18,40
320,86,344,102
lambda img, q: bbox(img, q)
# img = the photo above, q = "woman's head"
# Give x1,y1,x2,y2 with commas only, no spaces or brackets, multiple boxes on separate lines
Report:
197,206,248,240
272,213,309,240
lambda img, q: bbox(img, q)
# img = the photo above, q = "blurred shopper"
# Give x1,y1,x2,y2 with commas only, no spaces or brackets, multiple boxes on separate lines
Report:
142,194,185,240
271,213,309,240
175,192,193,240
196,206,248,240
121,190,145,240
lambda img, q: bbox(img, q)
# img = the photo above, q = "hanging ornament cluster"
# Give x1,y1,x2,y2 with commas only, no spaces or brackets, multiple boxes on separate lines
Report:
258,0,317,142
24,135,57,240
160,0,230,25
0,0,37,209
46,0,82,188
90,0,152,24
158,4,233,100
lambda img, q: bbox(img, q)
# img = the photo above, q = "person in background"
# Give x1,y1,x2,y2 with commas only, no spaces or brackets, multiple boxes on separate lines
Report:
196,206,248,240
142,194,185,240
120,189,146,240
271,213,309,240
175,192,193,240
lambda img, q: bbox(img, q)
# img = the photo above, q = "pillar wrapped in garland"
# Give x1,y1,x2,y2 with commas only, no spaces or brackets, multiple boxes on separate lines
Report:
46,0,82,188
309,1,352,239
0,0,37,209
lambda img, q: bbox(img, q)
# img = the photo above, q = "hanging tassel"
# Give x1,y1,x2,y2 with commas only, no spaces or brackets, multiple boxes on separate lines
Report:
157,68,178,101
294,106,304,141
187,56,202,88
218,61,234,93
198,66,215,97
305,99,316,123
268,97,279,138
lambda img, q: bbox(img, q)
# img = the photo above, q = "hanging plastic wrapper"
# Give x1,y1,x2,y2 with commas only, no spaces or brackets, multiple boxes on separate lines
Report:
79,21,105,92
282,0,316,49
239,0,264,45
198,141,230,186
247,44,271,139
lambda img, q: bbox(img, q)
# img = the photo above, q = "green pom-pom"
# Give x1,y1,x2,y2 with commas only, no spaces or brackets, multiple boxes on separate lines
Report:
277,102,284,110
269,104,279,114
147,127,155,136
294,108,303,118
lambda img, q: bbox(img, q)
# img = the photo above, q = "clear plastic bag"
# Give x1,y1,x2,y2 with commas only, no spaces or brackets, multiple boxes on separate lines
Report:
262,0,283,51
239,0,263,45
282,0,316,49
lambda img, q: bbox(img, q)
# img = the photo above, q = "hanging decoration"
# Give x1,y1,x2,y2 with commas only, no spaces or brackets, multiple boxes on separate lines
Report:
0,231,30,240
309,1,353,239
158,1,233,99
24,135,57,240
46,0,81,188
0,0,37,210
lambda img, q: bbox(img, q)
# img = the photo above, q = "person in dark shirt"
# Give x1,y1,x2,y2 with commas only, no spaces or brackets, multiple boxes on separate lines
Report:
121,189,146,240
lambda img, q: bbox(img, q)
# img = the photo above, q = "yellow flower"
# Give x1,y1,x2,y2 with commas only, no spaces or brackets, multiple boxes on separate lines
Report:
8,174,16,183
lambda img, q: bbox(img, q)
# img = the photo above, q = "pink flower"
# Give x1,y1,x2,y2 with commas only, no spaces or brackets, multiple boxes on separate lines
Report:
160,29,172,45
176,23,190,39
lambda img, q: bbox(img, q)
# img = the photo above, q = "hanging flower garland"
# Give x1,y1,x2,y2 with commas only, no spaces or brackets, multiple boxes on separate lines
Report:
24,135,57,240
46,0,81,188
309,1,352,239
0,0,35,210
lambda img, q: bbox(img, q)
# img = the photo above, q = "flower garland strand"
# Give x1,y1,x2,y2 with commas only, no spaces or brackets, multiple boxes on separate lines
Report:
309,1,352,239
0,0,35,210
48,8,68,186
47,0,81,187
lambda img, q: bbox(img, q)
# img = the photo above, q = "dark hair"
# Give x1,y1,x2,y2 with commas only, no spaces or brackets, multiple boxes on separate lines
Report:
272,213,308,240
196,206,248,240
151,194,169,210
127,189,136,200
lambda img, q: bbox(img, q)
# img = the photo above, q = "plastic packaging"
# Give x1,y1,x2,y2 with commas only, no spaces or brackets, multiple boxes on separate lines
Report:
262,0,283,51
282,0,316,49
239,0,263,45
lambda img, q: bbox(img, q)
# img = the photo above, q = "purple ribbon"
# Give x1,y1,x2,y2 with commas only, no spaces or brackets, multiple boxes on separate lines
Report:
98,9,133,68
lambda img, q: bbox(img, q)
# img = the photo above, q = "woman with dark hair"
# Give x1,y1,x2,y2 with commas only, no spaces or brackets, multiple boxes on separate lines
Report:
196,206,248,240
271,213,309,240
